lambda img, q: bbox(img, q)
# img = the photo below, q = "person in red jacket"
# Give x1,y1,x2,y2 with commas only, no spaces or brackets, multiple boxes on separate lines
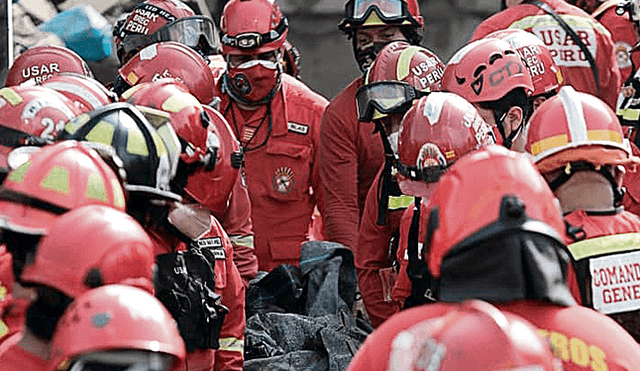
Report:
390,145,640,371
348,300,560,371
472,0,621,109
317,0,425,250
526,85,640,342
214,0,327,271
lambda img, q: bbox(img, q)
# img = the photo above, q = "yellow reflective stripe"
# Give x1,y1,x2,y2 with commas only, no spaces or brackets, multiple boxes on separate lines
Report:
126,128,149,156
397,46,421,81
120,84,145,100
617,108,640,121
567,233,640,260
388,195,414,210
86,173,108,203
86,121,115,146
529,134,568,156
126,72,139,85
0,87,23,106
363,11,385,27
111,179,126,209
40,166,70,194
0,318,7,339
587,130,622,144
229,234,255,249
509,14,610,36
151,131,168,159
65,114,91,135
218,337,244,352
8,160,31,183
162,92,201,113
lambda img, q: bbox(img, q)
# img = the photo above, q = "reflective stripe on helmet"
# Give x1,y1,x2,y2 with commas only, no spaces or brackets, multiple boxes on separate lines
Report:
87,173,109,203
40,166,70,194
396,45,421,81
0,88,24,106
85,121,116,146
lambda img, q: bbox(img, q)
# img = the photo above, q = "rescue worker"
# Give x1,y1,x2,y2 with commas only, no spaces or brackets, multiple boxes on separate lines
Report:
570,0,640,81
348,300,560,371
215,0,328,271
389,145,640,371
471,0,621,109
0,203,156,371
58,103,245,371
49,284,186,371
351,41,443,327
526,85,640,342
318,0,425,250
441,38,534,151
122,80,258,285
4,45,93,86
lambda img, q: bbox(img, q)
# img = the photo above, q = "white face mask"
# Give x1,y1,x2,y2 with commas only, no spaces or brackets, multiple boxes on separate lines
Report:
388,131,399,155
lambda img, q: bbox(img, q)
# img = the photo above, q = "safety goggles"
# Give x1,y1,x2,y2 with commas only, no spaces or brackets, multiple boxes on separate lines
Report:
69,350,174,371
356,81,427,122
221,17,288,50
120,16,219,58
343,0,415,26
396,160,448,183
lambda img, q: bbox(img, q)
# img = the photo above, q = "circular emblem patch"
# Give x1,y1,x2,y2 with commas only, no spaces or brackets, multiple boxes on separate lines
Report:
272,166,294,194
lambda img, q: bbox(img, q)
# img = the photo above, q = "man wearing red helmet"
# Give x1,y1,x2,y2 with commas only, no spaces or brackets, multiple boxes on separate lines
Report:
526,85,640,342
214,0,328,272
364,145,640,371
318,0,425,251
471,0,621,109
4,45,93,87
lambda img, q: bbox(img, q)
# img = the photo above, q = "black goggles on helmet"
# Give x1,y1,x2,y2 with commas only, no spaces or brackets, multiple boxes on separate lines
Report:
221,17,288,50
120,16,220,57
339,0,418,30
355,81,427,122
396,160,448,183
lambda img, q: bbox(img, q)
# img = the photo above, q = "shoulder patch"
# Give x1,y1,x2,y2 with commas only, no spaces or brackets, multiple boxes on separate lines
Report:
195,237,222,249
287,122,309,135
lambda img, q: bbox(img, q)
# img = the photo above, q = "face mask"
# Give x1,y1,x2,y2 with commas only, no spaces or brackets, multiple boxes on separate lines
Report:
226,59,282,105
354,41,388,72
387,131,399,155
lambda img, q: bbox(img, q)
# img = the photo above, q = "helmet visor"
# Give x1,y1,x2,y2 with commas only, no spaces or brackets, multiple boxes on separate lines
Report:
356,81,423,122
155,16,220,55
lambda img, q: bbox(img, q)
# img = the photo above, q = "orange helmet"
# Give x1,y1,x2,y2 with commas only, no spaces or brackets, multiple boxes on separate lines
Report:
486,29,562,98
0,141,126,236
424,145,565,278
397,92,496,198
388,300,559,371
184,105,243,214
527,86,636,173
356,41,444,122
5,45,92,86
441,38,533,104
0,85,81,170
220,0,288,55
20,205,155,298
115,42,216,105
114,0,220,64
51,285,186,371
39,73,117,113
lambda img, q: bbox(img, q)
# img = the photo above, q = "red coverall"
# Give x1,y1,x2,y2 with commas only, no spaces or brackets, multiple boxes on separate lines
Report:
347,301,640,371
593,0,640,82
471,0,621,109
356,166,413,327
0,332,48,371
317,77,385,250
215,74,327,271
562,208,640,342
152,215,245,371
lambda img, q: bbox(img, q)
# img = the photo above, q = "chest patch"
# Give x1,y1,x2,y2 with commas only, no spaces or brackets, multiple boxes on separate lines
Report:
287,122,309,135
590,250,640,314
272,166,295,193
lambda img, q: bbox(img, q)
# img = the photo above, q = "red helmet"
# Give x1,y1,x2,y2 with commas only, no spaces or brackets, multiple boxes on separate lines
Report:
220,0,288,55
441,38,533,103
115,42,216,105
20,205,155,298
0,141,127,235
115,0,220,64
357,41,444,122
184,105,243,214
388,300,559,371
39,73,117,113
526,86,638,174
50,285,186,371
338,0,424,36
397,92,496,197
424,145,565,277
486,29,562,97
5,45,93,86
0,85,81,169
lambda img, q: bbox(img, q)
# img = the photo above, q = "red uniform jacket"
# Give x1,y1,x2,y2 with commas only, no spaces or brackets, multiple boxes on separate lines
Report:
356,166,413,327
0,333,48,371
563,208,640,342
471,0,621,109
318,77,385,250
347,301,640,371
215,74,327,271
152,215,245,371
594,1,640,82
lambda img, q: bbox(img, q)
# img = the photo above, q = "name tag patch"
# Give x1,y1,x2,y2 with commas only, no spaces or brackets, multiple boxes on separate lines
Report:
196,237,222,249
287,122,309,135
590,250,640,314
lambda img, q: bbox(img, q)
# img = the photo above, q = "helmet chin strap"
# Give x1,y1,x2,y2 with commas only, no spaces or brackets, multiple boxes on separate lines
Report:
493,110,523,149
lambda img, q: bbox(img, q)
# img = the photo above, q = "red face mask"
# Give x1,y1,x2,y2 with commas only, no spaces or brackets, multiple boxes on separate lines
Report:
226,59,282,105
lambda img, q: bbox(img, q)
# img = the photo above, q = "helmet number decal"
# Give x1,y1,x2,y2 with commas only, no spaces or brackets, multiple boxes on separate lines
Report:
40,118,66,141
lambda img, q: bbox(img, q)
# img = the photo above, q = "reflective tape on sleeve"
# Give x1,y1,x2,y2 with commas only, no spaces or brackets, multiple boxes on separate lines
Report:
218,337,244,352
